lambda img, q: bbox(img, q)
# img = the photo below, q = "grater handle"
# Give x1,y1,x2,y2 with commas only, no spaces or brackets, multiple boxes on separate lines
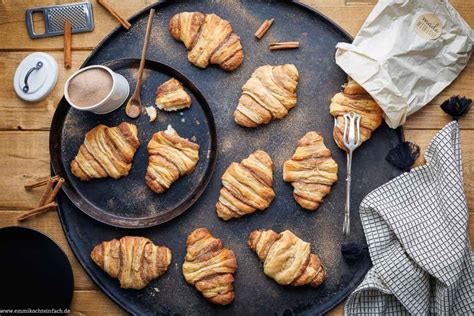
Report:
25,8,47,39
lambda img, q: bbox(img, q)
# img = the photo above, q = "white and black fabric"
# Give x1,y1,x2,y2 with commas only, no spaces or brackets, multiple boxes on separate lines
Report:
345,121,473,315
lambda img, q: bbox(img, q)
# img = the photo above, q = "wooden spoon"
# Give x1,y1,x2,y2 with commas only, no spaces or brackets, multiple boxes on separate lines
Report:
125,9,155,118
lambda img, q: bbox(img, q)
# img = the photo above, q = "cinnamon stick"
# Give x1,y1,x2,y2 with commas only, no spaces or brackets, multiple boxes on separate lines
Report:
255,18,274,40
17,202,57,222
64,20,72,69
24,175,59,190
37,177,59,207
269,41,300,51
98,0,131,30
45,178,65,205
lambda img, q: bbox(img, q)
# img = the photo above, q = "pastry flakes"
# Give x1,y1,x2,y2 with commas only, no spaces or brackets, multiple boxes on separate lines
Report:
216,150,275,220
169,12,244,71
182,228,237,305
145,125,199,193
234,64,299,127
70,122,140,181
283,132,338,211
90,236,171,290
330,78,384,150
248,229,325,287
155,78,192,111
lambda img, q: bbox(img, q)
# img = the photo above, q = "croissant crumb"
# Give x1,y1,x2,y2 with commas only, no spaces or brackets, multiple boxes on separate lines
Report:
155,78,192,111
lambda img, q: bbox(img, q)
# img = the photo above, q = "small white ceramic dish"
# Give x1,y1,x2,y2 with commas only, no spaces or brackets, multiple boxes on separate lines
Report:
64,65,129,114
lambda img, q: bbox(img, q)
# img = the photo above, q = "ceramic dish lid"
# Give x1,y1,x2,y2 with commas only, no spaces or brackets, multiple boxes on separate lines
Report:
13,52,58,102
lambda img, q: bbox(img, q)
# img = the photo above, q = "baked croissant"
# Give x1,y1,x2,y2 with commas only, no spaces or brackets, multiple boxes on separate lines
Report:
330,78,383,150
234,64,299,127
248,229,325,287
155,78,192,111
182,228,237,305
169,12,244,71
90,236,172,290
70,122,140,181
283,132,338,211
145,125,199,193
216,150,275,221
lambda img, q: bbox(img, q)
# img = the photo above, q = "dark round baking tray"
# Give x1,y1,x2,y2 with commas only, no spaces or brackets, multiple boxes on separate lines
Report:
54,0,403,315
0,226,74,310
50,58,217,228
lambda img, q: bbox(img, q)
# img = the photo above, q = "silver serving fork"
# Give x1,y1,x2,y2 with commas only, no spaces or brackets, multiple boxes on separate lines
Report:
337,112,362,237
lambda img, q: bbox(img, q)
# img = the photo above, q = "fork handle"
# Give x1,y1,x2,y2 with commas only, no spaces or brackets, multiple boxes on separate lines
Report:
343,150,353,237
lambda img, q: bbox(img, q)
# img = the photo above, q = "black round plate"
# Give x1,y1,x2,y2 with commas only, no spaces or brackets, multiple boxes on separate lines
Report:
0,226,74,310
55,0,403,315
50,58,217,228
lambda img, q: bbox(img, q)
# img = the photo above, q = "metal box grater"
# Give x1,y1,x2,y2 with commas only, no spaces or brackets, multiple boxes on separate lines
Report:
25,2,94,39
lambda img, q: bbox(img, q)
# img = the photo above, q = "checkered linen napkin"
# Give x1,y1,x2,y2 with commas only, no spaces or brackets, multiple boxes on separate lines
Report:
345,121,474,315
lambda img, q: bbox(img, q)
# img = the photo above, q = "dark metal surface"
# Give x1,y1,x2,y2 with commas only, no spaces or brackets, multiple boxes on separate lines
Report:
0,226,74,310
51,58,217,228
53,0,403,315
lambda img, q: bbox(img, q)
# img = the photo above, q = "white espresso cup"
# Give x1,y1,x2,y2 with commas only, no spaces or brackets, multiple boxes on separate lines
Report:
64,65,129,114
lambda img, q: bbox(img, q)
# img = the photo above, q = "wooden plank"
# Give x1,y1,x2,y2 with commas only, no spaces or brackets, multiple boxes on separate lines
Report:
0,0,153,51
327,303,344,316
0,1,470,51
0,211,96,290
404,60,474,130
0,5,472,131
0,51,89,131
0,131,50,209
0,0,473,313
70,290,124,316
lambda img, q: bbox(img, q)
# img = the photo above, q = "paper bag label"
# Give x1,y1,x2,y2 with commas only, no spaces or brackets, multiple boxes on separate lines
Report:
416,13,442,40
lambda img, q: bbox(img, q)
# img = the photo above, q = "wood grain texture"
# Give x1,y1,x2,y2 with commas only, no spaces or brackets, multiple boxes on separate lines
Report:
0,0,154,51
70,290,124,316
0,51,89,131
0,0,472,314
0,131,50,209
0,0,470,50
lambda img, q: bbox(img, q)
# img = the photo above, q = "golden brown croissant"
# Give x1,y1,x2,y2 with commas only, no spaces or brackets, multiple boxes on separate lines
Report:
330,78,384,150
155,78,192,111
248,229,325,287
216,150,275,221
90,236,172,290
70,122,140,181
145,125,199,193
169,12,243,71
283,132,338,211
234,64,299,127
182,228,237,305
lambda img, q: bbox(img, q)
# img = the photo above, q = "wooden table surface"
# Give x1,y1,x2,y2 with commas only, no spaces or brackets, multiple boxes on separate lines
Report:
0,0,472,314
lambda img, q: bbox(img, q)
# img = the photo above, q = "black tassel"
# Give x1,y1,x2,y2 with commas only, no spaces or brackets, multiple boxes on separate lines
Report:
385,141,420,171
440,96,472,120
341,241,367,262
